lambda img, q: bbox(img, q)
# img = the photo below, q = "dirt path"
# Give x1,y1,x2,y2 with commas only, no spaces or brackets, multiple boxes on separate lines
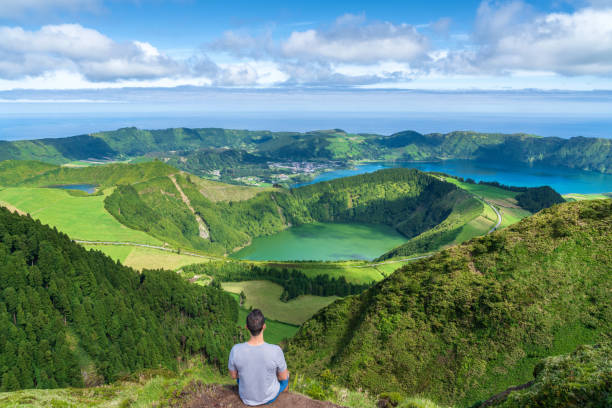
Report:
169,174,210,240
165,382,345,408
270,193,291,227
0,201,26,216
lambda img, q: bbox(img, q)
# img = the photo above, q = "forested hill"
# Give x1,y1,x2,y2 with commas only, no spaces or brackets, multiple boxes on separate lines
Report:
286,199,612,406
0,207,240,392
104,168,477,254
1,127,611,174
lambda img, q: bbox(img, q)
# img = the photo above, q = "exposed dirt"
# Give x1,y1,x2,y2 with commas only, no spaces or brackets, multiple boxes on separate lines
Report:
164,381,345,408
169,174,210,240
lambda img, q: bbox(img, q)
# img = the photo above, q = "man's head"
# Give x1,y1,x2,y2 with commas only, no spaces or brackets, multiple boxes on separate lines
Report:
246,309,266,336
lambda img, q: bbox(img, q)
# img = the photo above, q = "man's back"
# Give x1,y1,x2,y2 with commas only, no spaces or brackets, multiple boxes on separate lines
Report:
228,342,287,406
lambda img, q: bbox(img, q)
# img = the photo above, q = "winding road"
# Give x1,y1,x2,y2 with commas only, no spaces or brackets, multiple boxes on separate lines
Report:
355,199,502,268
485,200,503,234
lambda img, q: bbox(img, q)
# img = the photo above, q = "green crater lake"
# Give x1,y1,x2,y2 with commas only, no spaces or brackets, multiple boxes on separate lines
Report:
232,223,407,261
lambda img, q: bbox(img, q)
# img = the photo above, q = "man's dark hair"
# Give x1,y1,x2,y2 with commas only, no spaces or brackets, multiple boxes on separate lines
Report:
246,309,265,336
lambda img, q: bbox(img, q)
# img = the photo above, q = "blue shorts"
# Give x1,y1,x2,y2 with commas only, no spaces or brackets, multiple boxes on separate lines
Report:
236,378,289,405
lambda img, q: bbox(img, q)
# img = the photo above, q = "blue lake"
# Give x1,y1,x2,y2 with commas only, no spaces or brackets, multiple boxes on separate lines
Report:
50,184,97,194
293,161,612,195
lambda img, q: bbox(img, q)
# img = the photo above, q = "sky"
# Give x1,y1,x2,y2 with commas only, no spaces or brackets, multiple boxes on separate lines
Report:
1,0,612,92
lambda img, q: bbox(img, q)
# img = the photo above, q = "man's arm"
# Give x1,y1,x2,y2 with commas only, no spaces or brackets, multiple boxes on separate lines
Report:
277,368,289,381
228,346,238,380
276,346,289,381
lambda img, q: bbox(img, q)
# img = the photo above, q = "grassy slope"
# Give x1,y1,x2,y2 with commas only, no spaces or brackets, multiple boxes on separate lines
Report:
0,160,58,186
84,245,210,271
191,172,274,202
287,200,612,406
0,360,231,408
379,177,533,260
0,187,161,245
222,280,339,325
563,192,612,201
487,342,612,408
255,261,387,284
444,178,532,229
20,161,175,188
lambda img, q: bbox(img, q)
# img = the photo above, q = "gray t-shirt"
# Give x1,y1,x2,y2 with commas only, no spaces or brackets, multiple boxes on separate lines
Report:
228,342,287,406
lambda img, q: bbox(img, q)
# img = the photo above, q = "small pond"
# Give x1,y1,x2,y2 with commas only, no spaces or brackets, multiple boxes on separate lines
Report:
49,184,97,194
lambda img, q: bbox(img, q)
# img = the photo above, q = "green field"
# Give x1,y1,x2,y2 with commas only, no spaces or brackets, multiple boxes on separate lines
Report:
191,176,273,202
563,192,612,201
0,187,161,244
444,177,518,200
222,280,339,325
257,260,386,283
444,177,532,230
233,302,299,344
84,244,210,271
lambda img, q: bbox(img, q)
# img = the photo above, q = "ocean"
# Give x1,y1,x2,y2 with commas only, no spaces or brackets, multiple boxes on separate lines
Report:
0,112,611,141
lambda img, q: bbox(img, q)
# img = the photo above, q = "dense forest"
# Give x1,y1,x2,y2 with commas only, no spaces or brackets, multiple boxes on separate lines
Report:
1,127,610,174
102,168,476,254
515,186,565,213
0,207,240,392
183,261,370,301
286,199,612,406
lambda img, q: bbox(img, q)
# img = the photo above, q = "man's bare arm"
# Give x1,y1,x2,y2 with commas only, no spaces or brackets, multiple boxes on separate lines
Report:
277,369,289,381
229,370,239,380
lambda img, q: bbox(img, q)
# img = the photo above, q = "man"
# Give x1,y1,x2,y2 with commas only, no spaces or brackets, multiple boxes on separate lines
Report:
228,309,290,406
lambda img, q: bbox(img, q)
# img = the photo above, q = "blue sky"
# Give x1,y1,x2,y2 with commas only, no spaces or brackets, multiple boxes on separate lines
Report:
1,0,611,92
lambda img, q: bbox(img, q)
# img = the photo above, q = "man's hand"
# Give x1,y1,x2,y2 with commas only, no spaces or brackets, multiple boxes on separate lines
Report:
277,369,289,381
229,370,238,380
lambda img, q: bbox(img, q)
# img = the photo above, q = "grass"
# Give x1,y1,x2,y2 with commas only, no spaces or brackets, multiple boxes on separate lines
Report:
563,192,612,201
83,245,209,271
222,280,339,325
0,359,231,408
444,177,532,231
0,357,444,408
83,245,134,263
443,178,519,201
0,187,161,245
254,260,385,284
190,175,273,202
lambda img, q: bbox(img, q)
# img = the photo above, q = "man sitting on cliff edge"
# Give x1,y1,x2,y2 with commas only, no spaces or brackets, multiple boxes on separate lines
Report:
228,309,290,406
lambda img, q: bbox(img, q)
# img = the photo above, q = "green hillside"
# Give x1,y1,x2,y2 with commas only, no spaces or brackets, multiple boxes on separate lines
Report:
0,161,58,186
1,127,611,175
482,342,611,408
103,168,478,255
286,199,612,406
0,207,240,391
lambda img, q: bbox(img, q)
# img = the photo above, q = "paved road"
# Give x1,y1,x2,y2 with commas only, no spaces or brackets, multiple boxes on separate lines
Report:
485,200,503,234
355,200,502,268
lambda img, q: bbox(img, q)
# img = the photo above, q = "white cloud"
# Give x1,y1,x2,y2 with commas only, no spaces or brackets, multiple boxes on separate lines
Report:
0,0,100,18
281,14,429,63
0,24,182,81
470,2,612,75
